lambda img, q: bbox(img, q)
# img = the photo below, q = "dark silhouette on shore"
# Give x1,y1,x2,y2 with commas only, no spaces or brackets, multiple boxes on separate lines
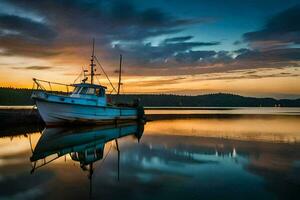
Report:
1,87,300,107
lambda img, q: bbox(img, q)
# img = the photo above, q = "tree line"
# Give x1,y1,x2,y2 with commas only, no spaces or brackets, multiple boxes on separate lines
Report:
1,87,299,107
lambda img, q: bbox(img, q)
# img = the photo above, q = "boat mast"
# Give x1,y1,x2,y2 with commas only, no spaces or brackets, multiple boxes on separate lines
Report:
90,39,95,84
117,54,122,95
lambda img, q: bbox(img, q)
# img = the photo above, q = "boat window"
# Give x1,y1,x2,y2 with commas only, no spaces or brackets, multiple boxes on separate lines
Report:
80,87,88,94
86,87,95,95
72,87,81,94
95,88,104,96
95,88,100,96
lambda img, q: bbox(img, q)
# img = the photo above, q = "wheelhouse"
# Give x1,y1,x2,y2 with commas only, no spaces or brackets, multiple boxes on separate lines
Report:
71,83,107,97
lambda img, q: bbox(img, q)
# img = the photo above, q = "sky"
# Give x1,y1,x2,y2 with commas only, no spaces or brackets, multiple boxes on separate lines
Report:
0,0,300,98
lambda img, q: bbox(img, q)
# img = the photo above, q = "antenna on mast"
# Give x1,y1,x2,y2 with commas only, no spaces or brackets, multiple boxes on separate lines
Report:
90,38,96,84
117,54,122,95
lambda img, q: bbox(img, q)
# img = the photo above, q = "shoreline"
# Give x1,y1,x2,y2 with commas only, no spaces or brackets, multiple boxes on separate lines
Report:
1,107,300,138
1,107,300,126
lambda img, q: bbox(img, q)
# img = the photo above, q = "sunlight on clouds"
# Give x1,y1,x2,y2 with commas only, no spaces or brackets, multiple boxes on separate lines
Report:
119,67,300,98
1,51,299,99
0,1,299,99
0,1,45,23
0,55,49,66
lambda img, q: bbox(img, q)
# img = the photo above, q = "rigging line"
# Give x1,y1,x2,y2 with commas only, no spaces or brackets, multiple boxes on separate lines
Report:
94,55,117,93
95,75,101,85
73,69,83,84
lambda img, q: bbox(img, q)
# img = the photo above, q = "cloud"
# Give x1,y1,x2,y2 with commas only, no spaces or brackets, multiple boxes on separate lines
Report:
0,14,57,41
12,66,54,70
164,36,194,43
110,38,221,68
3,0,204,42
243,4,300,49
117,47,300,76
236,48,300,62
0,13,59,57
137,77,186,87
174,50,217,63
0,0,209,60
0,35,61,57
0,0,299,78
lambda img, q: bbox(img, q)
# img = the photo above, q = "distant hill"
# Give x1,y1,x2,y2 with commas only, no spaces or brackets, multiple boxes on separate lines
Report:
112,93,300,107
0,87,300,107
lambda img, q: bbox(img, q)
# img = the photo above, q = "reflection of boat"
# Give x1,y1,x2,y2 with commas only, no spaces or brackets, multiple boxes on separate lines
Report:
31,40,145,126
30,122,144,174
30,122,144,199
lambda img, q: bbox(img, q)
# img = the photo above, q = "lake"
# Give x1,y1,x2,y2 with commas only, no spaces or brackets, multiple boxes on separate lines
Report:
0,109,300,200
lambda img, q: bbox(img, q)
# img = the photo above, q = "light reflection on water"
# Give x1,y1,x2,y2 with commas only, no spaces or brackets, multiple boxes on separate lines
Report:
0,116,300,200
146,117,300,143
145,107,300,115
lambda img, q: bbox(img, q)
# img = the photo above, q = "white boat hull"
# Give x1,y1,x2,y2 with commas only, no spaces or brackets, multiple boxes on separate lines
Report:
36,100,138,125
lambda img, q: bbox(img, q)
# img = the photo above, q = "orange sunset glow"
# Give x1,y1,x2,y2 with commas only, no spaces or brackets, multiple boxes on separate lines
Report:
1,1,300,200
0,0,300,99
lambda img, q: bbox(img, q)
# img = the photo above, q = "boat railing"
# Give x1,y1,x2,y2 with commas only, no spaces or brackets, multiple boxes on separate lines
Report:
33,78,73,95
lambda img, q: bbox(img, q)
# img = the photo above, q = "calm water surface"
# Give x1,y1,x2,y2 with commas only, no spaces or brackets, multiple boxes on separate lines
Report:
2,106,300,115
145,107,300,115
1,114,300,199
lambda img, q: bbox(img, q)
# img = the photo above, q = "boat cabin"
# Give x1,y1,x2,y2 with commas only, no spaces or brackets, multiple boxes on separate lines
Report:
70,83,107,106
70,144,104,165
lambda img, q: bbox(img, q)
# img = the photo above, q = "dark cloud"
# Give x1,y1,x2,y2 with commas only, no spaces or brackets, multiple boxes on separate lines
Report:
194,70,300,81
236,48,300,62
12,66,54,70
3,0,203,42
233,40,242,45
164,36,194,43
0,0,208,59
111,38,221,68
0,14,57,41
118,47,300,75
137,77,186,87
0,0,299,77
0,35,61,57
243,4,300,49
164,35,221,46
0,13,59,57
174,50,217,63
233,48,251,55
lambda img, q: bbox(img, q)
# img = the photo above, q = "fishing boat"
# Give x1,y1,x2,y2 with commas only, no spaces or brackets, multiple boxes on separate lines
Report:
31,40,145,126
